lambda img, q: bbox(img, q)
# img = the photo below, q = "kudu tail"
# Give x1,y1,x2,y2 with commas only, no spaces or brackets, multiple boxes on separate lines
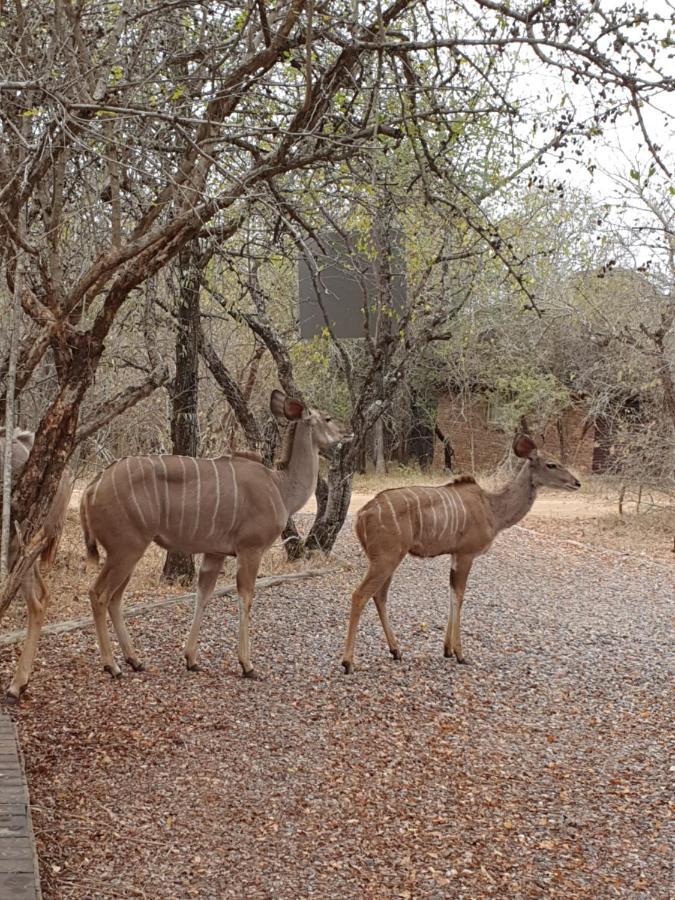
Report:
41,469,75,569
79,479,100,566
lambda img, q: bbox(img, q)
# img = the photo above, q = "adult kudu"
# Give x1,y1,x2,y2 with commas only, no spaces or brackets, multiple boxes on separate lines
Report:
0,428,73,702
80,390,351,679
342,435,581,673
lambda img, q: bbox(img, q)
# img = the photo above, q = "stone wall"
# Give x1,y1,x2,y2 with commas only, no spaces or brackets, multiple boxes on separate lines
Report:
434,394,595,474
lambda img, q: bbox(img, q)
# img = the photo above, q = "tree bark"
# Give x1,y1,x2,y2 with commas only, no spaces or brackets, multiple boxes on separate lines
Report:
435,424,454,471
373,417,386,475
1,253,23,579
304,444,355,553
162,243,201,585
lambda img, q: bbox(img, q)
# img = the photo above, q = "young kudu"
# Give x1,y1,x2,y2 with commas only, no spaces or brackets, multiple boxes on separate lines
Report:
0,428,73,702
342,435,581,673
80,391,350,679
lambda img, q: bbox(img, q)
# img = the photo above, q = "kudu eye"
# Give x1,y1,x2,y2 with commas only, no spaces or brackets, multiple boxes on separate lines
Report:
546,463,557,470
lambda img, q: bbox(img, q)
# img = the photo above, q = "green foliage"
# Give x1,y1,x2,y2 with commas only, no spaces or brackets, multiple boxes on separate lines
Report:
490,373,571,433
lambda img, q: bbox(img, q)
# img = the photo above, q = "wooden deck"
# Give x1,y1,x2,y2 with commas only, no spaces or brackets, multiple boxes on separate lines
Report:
0,711,41,899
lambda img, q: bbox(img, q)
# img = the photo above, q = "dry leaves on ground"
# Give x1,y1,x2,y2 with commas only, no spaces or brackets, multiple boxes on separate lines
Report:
1,515,672,899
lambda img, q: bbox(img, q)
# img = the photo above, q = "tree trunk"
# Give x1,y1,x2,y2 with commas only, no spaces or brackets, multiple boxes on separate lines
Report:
162,243,201,585
408,399,434,471
304,445,355,553
435,424,454,471
1,254,23,580
373,417,386,475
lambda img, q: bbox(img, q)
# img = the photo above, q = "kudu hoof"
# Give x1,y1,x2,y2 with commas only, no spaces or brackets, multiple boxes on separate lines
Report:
104,665,122,679
186,661,201,673
342,660,354,675
4,690,21,706
126,658,145,672
241,667,261,680
390,649,402,661
443,647,452,659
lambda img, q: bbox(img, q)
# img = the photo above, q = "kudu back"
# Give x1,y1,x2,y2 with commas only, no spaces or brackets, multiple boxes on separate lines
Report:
80,390,350,680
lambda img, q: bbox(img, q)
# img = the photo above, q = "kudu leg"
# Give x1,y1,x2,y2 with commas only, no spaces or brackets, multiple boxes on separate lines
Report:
236,550,263,678
444,554,473,664
373,576,401,662
6,568,48,703
342,556,403,674
89,557,141,678
108,576,143,671
184,553,225,671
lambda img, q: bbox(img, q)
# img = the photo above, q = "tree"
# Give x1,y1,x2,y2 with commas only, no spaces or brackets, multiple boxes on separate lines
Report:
0,0,671,607
161,240,205,584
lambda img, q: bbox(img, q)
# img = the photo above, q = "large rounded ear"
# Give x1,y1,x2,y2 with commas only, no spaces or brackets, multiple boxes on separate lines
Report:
15,430,35,452
270,390,305,421
270,390,287,419
513,434,537,459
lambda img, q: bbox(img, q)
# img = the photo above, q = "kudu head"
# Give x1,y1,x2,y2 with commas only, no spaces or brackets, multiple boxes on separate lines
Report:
513,435,581,491
0,427,35,478
270,390,352,450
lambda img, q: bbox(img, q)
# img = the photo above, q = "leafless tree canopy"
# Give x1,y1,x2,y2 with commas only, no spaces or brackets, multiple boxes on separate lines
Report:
0,1,671,581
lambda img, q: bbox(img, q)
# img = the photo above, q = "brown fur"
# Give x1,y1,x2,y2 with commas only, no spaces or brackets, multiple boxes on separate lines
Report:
80,390,350,680
342,438,581,672
275,422,299,470
233,450,263,463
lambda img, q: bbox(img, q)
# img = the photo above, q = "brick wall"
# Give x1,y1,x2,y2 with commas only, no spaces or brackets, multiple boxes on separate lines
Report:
434,394,595,474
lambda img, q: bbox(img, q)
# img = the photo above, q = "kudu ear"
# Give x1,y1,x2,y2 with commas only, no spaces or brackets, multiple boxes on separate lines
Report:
270,390,305,421
513,434,537,459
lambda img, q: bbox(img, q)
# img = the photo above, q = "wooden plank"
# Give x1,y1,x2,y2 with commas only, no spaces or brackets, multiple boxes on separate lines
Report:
0,712,39,899
0,871,37,899
0,838,34,861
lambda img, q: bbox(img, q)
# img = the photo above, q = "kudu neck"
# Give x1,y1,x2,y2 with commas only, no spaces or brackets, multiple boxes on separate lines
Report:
487,461,537,532
275,422,319,516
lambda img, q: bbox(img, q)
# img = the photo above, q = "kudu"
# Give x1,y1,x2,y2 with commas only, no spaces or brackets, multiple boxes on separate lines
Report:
342,435,581,673
0,428,73,702
80,390,350,679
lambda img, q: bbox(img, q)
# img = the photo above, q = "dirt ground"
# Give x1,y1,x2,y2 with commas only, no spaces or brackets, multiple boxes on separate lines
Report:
0,474,672,899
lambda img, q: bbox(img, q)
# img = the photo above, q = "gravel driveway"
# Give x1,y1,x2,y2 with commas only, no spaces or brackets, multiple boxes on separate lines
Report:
4,517,672,899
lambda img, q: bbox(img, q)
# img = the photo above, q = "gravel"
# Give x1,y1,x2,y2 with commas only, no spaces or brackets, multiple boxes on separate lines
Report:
2,515,672,899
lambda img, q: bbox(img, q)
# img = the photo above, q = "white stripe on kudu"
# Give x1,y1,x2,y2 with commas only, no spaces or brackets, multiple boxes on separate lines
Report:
127,459,149,530
158,456,170,531
110,460,123,509
456,491,468,531
191,457,202,539
376,503,384,528
90,468,103,510
150,458,162,523
383,493,402,536
434,488,450,538
423,488,438,533
403,489,423,540
446,490,457,536
412,490,424,538
399,491,411,539
139,459,157,524
228,460,238,534
178,457,188,534
207,458,220,539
